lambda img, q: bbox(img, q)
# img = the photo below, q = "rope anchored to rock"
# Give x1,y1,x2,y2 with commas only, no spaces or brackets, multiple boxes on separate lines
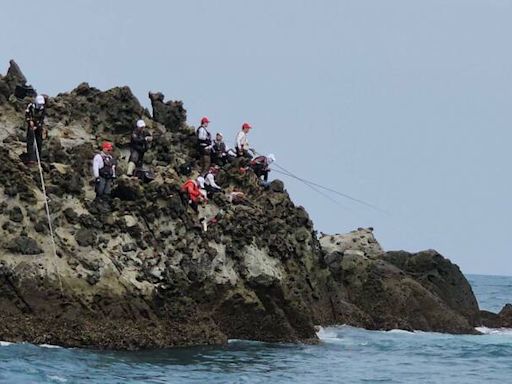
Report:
33,139,64,295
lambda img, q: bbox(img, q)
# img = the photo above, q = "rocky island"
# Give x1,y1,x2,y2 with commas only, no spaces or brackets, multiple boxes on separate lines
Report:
0,60,508,350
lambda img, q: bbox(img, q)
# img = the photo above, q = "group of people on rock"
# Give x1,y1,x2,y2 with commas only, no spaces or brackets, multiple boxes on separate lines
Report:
174,116,276,228
22,95,276,227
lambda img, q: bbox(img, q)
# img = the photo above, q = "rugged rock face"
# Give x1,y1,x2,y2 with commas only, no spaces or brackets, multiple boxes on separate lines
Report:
0,61,507,349
480,304,512,328
319,230,480,333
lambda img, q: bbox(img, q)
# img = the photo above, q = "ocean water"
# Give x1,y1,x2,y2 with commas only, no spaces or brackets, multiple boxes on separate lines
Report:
1,274,510,384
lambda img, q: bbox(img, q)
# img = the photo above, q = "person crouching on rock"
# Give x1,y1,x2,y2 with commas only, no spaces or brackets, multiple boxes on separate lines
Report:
180,176,207,213
196,116,212,173
180,176,208,230
250,153,275,182
203,166,222,198
25,94,46,165
127,119,152,177
93,141,116,199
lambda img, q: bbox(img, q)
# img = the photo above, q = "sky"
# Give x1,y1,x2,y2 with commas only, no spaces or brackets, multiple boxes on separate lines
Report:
1,0,511,276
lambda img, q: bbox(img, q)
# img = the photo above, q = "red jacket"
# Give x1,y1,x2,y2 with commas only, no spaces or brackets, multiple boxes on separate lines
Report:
181,180,203,203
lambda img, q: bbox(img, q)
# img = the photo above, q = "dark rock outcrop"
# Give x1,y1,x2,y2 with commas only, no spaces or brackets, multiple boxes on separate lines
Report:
0,61,501,350
149,91,187,131
480,304,512,328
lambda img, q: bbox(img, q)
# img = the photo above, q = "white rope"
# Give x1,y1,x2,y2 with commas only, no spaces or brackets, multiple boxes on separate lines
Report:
33,135,64,294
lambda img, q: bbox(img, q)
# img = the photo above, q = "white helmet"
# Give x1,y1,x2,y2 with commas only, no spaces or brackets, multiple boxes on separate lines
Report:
267,153,276,163
35,95,45,105
136,119,146,128
196,176,205,189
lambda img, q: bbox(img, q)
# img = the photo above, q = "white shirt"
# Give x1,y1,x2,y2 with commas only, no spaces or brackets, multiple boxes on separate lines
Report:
197,126,210,140
92,153,104,178
235,130,249,150
205,173,221,189
92,152,116,178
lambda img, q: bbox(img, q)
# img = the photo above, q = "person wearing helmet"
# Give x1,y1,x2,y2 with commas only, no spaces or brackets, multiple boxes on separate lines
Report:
24,94,47,164
127,119,152,176
250,153,276,182
211,132,229,165
203,165,222,198
92,141,117,199
235,122,253,158
196,116,212,173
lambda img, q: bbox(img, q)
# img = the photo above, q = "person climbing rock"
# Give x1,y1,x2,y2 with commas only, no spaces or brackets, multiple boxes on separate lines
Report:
203,165,222,198
196,116,212,173
25,94,46,165
235,122,253,158
92,141,116,199
250,153,276,182
211,132,229,165
180,176,208,231
180,176,207,213
127,119,152,176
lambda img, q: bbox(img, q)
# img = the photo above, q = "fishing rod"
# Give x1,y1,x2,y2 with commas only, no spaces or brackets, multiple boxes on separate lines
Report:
270,162,387,214
271,167,351,209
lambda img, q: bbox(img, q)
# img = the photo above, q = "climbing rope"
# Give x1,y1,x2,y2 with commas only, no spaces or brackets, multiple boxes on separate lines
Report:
33,138,64,295
251,149,386,213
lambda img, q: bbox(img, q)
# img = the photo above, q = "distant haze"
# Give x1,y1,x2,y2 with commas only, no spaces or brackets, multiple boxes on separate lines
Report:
1,0,511,275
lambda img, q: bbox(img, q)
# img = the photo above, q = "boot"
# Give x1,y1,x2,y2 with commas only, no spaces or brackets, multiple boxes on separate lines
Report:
127,161,136,176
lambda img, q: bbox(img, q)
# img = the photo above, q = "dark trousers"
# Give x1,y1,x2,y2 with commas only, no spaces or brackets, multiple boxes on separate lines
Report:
180,191,198,213
253,165,269,182
198,147,211,174
95,177,112,198
129,149,144,167
26,126,43,162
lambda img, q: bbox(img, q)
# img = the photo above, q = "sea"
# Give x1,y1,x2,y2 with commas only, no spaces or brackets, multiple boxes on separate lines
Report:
0,274,510,384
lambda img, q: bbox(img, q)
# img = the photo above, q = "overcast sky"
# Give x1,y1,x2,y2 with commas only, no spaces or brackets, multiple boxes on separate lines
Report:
1,0,511,276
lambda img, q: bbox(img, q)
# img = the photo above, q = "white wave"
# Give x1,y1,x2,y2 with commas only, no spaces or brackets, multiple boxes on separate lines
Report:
385,329,416,334
39,344,62,349
0,341,13,346
476,327,512,335
48,375,67,383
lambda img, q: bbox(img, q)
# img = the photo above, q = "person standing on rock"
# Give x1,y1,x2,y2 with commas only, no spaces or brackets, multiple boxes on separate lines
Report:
196,117,212,173
93,141,116,199
235,122,253,158
25,94,46,165
127,119,152,176
250,153,276,182
211,132,229,165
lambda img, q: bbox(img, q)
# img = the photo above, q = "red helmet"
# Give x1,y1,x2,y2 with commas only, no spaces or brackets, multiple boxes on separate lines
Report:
102,141,113,151
201,116,210,124
242,122,252,130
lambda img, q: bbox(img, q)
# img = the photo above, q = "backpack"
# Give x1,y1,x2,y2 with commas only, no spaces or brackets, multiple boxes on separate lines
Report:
178,162,193,176
134,168,155,183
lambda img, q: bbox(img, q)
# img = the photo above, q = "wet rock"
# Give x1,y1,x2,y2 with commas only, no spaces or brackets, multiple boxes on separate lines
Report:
7,236,43,255
112,177,143,201
8,206,23,223
75,228,97,247
63,208,79,224
34,220,49,234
